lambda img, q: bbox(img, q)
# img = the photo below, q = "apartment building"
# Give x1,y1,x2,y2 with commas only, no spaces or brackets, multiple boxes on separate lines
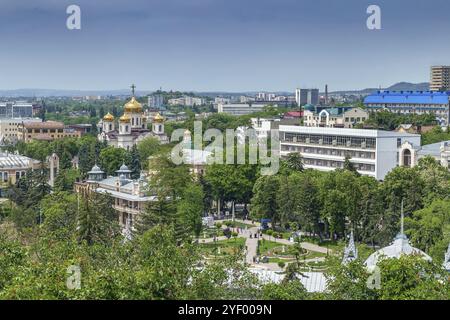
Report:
0,101,34,118
303,107,368,128
279,126,421,180
430,66,450,91
168,96,205,106
0,118,42,143
148,94,164,109
295,88,319,106
218,103,267,116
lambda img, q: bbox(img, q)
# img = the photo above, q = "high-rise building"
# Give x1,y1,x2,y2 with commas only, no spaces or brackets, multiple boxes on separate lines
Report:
430,66,450,91
148,94,164,109
295,88,319,106
0,101,33,118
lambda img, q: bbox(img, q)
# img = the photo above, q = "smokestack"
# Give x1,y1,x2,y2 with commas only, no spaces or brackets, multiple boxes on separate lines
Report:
325,84,329,105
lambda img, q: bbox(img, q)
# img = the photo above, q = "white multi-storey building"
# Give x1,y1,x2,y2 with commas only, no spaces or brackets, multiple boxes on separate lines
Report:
279,126,421,180
168,96,205,107
218,103,268,116
148,94,164,109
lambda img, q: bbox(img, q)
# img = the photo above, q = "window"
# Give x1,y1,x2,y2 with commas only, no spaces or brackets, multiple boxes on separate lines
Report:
403,149,412,167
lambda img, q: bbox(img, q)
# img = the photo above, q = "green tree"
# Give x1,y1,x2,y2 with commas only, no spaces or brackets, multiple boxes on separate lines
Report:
250,175,280,225
77,192,119,245
137,137,161,170
99,146,130,176
129,144,141,179
177,183,205,240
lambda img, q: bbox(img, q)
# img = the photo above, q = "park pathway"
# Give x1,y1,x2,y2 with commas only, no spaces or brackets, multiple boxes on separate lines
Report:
245,226,260,264
200,218,331,266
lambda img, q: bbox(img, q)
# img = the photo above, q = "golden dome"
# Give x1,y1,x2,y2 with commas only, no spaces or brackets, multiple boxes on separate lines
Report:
124,96,143,113
103,112,114,121
119,114,131,123
153,113,164,123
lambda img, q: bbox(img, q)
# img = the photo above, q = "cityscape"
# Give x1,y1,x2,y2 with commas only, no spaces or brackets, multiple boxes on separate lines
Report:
0,0,449,310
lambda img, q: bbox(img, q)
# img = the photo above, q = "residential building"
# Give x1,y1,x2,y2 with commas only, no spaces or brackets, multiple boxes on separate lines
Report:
168,96,205,107
279,126,421,180
19,121,81,142
395,124,435,134
67,124,93,136
295,88,319,106
148,94,164,109
430,66,450,91
363,90,450,126
0,118,42,144
218,103,268,116
239,96,255,104
303,107,368,128
0,101,33,118
214,97,230,105
256,93,276,101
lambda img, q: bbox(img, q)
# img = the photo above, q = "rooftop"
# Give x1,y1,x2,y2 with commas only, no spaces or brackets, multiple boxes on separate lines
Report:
0,153,38,169
23,121,64,129
418,140,450,157
279,125,421,138
364,90,450,105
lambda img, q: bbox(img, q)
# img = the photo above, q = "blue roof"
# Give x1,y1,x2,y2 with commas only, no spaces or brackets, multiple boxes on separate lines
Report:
364,91,450,105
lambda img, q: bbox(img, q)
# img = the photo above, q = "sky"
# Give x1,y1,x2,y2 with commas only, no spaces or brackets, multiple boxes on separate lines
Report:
1,0,450,92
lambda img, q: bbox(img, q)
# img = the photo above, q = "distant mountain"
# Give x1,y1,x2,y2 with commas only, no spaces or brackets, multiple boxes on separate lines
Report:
385,82,430,91
0,82,431,98
0,89,153,98
328,82,430,96
0,88,294,98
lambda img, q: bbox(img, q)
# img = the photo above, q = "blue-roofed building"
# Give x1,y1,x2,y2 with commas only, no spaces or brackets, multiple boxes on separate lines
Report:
364,90,450,126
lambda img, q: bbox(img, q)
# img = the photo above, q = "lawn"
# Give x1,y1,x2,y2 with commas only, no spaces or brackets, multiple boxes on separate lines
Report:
258,240,282,255
199,238,246,256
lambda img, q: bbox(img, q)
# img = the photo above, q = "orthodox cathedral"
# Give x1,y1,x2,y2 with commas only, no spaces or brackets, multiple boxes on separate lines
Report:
97,86,169,150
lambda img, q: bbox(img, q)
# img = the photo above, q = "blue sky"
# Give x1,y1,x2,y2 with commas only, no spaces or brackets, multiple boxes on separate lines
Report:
1,0,450,92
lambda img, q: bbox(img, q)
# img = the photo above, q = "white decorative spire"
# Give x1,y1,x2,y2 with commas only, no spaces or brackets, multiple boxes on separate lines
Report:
400,199,404,236
396,199,408,241
343,230,358,264
443,243,450,271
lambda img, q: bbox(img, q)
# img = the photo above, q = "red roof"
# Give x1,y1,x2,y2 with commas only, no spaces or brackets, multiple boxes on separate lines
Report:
284,111,303,118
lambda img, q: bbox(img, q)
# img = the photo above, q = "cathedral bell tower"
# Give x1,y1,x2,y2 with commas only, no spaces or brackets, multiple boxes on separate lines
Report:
152,113,164,135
